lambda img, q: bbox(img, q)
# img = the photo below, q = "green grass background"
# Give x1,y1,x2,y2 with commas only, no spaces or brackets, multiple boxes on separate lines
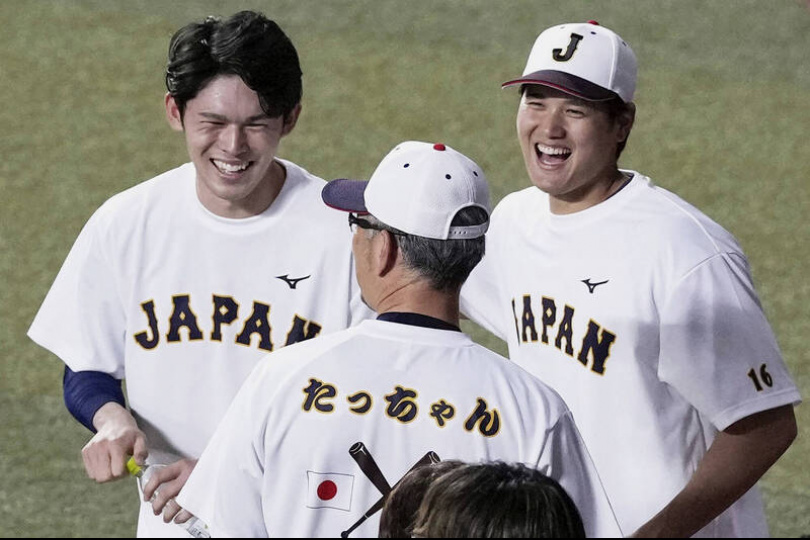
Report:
1,0,808,536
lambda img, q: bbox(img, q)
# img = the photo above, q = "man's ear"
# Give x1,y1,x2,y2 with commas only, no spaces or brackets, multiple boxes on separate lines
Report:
281,102,302,137
375,230,400,278
616,102,636,144
165,93,184,132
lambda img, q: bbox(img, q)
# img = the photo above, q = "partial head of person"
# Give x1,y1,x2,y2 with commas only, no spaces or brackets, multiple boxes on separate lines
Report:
505,21,637,214
378,460,465,538
321,141,491,312
163,10,304,218
412,461,586,538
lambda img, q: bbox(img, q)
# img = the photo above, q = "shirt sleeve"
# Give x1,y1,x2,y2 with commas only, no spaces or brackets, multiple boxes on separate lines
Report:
659,252,801,430
460,200,513,341
27,206,127,378
460,249,508,340
177,363,272,538
536,410,623,538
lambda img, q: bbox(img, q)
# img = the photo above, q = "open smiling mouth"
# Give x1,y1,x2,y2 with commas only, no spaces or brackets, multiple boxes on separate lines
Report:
212,159,253,174
535,144,572,165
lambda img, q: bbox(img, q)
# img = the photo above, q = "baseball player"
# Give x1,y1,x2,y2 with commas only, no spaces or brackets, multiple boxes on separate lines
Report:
176,141,622,538
27,11,369,537
460,21,801,537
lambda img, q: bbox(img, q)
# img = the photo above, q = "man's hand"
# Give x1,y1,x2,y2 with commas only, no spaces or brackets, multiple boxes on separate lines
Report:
82,402,148,482
141,458,198,523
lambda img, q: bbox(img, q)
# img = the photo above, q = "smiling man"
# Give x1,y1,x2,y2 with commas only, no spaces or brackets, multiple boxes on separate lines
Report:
28,11,369,538
460,21,801,538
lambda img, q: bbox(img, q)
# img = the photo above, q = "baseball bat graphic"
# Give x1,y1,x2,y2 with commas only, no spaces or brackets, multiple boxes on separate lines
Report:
341,447,440,538
348,441,392,496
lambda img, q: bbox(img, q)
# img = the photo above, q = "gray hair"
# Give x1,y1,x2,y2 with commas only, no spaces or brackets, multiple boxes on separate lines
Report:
366,206,488,292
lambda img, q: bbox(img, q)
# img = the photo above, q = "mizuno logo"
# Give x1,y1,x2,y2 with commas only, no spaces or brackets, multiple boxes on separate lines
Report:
276,274,311,289
581,278,609,294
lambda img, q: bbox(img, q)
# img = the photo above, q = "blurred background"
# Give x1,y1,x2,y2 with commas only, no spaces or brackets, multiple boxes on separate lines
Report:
1,0,808,536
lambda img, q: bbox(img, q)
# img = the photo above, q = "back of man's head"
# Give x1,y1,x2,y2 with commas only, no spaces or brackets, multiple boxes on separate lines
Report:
363,208,488,292
322,141,492,292
166,10,302,120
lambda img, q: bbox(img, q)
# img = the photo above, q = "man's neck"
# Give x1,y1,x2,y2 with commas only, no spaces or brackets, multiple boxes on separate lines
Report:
549,168,629,215
373,281,461,328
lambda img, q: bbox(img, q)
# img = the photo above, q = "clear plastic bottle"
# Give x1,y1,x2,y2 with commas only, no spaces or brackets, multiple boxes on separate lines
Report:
126,457,211,538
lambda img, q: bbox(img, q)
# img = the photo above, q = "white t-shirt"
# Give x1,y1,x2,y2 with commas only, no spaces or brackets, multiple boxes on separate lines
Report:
28,160,370,537
177,319,622,538
460,172,801,537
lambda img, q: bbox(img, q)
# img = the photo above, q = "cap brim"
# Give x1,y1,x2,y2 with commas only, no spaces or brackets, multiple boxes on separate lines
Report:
502,70,619,102
321,179,370,213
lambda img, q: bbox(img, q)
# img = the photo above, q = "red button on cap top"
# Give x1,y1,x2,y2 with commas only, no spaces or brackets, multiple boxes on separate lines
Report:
587,20,599,25
433,143,446,151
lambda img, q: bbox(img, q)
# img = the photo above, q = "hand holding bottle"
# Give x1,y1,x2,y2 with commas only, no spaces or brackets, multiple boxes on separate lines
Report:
127,457,210,538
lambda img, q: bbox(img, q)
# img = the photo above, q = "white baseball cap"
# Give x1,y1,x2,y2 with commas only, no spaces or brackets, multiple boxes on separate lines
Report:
322,141,490,240
503,20,637,103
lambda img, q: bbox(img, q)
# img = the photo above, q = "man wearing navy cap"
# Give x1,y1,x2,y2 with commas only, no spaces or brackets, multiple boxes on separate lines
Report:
461,20,800,537
176,141,621,538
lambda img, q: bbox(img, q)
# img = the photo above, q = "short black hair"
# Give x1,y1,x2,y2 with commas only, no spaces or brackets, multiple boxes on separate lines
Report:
166,10,302,121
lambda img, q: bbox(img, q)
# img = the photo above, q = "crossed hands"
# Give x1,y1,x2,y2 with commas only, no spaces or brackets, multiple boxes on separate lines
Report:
81,402,197,523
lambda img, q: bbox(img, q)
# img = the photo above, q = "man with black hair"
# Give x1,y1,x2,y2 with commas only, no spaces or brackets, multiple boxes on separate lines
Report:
460,20,800,537
28,11,368,537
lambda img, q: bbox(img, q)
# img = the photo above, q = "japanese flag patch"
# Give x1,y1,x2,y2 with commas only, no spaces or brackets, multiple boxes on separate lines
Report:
306,471,355,511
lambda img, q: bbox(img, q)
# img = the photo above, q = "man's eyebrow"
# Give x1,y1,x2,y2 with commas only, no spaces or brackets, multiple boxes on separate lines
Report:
198,112,271,122
199,112,228,121
244,113,271,123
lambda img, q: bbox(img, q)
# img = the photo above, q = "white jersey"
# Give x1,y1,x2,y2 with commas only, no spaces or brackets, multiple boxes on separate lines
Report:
460,172,801,537
177,318,622,538
28,160,370,537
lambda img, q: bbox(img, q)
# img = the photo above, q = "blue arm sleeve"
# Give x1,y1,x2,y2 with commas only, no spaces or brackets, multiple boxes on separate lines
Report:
63,366,126,433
